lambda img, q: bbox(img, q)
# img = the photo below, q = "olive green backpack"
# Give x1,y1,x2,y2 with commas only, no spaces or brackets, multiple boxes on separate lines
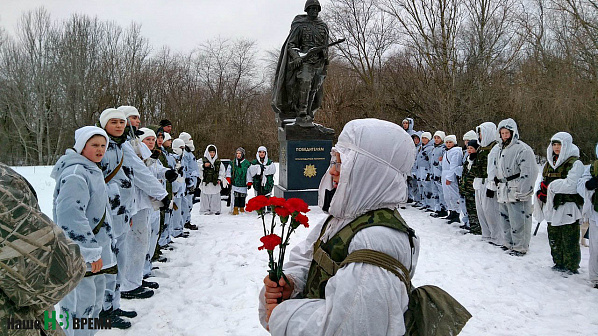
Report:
336,210,472,335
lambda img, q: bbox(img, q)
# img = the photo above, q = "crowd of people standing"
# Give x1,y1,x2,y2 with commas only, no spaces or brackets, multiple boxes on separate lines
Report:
46,106,277,334
403,117,597,287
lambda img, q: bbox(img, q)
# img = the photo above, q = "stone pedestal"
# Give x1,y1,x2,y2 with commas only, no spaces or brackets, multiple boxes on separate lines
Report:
274,123,334,205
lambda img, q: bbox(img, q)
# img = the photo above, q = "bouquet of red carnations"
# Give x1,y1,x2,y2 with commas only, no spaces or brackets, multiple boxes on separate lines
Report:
246,196,310,285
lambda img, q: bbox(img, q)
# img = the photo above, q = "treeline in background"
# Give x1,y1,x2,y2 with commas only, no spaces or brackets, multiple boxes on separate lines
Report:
1,0,598,165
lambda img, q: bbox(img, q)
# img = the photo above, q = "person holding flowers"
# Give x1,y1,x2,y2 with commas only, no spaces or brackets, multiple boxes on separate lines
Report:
258,118,422,335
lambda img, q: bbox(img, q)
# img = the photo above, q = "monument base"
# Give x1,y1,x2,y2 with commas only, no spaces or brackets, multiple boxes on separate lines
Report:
274,185,319,206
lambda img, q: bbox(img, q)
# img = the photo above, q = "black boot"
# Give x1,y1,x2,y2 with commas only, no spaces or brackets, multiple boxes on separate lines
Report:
447,211,460,224
100,309,132,329
121,286,154,299
184,222,198,230
113,308,138,318
142,280,159,289
431,209,448,218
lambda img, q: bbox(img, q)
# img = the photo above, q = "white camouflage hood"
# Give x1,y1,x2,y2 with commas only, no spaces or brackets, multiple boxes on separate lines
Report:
204,144,219,165
318,119,415,220
547,132,579,169
476,121,498,147
497,118,520,147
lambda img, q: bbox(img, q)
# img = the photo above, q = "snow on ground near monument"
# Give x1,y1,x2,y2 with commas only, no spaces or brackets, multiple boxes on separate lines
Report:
13,166,598,335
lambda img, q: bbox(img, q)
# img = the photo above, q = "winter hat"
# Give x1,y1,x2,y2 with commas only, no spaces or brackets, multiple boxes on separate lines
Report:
433,131,446,141
463,130,477,141
256,146,268,162
74,126,109,154
138,128,156,142
117,105,140,119
159,119,172,127
99,108,127,129
163,132,172,142
444,135,457,144
178,132,192,144
172,138,185,156
467,139,480,150
236,147,246,160
421,132,432,140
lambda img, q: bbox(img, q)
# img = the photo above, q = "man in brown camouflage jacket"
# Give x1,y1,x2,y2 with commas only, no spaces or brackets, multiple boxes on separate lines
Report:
0,162,85,336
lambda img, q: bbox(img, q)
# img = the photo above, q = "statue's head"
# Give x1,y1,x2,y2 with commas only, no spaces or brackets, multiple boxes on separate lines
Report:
304,0,322,14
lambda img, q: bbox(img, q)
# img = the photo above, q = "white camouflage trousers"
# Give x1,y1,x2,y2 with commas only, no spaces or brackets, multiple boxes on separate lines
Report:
499,200,533,252
121,208,150,292
60,275,106,336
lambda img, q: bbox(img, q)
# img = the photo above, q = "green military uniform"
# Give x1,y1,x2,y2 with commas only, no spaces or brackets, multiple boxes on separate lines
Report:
460,155,481,235
250,158,275,196
202,157,222,186
0,163,85,336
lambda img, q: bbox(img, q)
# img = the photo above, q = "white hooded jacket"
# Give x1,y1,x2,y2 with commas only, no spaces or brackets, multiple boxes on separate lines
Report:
258,119,420,336
533,132,584,226
578,143,598,228
487,119,538,203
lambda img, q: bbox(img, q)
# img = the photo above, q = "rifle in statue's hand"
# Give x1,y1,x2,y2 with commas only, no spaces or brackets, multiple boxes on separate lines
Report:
291,38,346,64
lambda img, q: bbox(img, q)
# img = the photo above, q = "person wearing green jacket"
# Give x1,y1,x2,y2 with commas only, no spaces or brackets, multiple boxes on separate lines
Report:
226,147,252,215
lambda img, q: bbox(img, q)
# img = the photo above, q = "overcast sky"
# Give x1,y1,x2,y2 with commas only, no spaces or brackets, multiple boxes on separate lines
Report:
1,0,330,57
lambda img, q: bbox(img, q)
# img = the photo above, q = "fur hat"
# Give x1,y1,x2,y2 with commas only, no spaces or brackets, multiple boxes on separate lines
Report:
99,108,126,129
433,131,446,141
444,135,457,144
421,132,432,140
117,105,140,119
74,126,109,154
138,128,156,142
463,130,477,141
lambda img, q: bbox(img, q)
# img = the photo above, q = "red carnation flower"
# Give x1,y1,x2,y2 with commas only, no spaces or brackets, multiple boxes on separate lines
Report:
285,198,310,214
275,206,292,218
246,195,270,212
269,197,287,207
258,234,282,251
294,213,309,228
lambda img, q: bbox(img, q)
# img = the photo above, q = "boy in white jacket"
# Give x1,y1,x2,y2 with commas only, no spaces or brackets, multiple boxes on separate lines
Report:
53,126,116,335
442,135,463,224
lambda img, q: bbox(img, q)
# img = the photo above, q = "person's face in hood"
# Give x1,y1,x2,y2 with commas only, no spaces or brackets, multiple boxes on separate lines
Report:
467,146,477,154
329,152,341,188
500,128,512,142
209,150,216,158
402,121,409,130
258,151,266,159
552,141,562,155
82,135,107,163
434,136,443,145
422,137,430,145
445,140,455,149
157,135,164,148
412,136,420,145
163,139,172,148
236,151,243,159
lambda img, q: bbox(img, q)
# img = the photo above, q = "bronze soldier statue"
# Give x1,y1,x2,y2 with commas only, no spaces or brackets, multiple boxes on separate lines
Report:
272,0,330,128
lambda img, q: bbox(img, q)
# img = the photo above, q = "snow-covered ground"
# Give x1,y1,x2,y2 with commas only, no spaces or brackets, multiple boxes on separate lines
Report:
13,166,598,335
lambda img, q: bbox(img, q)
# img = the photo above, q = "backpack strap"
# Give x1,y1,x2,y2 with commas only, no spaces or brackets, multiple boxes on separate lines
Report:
92,210,107,235
340,248,413,291
104,153,124,183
